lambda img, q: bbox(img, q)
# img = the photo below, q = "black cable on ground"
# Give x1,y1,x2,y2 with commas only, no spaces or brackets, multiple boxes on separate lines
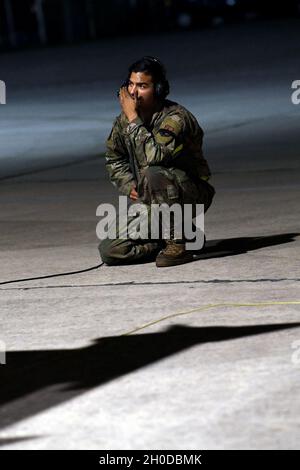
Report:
0,263,104,286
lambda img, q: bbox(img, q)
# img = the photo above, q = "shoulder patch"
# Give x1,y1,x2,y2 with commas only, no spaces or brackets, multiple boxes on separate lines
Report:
160,116,182,134
158,128,176,138
155,114,183,145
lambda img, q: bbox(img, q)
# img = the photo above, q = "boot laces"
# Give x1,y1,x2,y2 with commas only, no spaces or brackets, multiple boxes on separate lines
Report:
162,240,185,256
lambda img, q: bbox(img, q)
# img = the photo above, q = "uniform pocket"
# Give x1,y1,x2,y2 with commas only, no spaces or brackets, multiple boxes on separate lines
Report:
167,184,179,200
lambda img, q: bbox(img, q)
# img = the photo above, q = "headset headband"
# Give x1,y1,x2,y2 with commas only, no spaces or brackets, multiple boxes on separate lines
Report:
142,56,166,74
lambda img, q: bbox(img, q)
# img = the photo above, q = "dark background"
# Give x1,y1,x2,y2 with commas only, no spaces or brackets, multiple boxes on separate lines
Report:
1,0,300,50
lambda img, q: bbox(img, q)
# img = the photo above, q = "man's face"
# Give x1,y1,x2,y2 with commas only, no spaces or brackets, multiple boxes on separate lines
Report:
127,72,156,111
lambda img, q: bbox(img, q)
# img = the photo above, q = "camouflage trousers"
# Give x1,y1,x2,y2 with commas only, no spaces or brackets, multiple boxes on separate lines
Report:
99,166,215,265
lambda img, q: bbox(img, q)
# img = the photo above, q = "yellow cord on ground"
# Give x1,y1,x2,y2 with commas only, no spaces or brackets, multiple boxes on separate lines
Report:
123,301,300,336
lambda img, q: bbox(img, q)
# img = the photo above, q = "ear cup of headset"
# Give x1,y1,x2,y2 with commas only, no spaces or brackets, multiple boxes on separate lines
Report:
155,82,163,99
155,79,169,99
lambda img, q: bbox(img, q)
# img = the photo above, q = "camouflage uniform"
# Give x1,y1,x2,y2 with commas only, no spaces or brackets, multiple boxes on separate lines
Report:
99,99,215,265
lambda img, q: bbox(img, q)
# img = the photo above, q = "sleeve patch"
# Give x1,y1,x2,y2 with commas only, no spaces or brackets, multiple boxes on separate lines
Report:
161,116,182,134
155,115,183,145
158,128,176,138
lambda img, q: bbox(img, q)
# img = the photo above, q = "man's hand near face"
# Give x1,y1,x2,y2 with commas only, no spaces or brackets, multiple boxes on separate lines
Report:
119,87,140,200
119,87,139,123
129,184,139,201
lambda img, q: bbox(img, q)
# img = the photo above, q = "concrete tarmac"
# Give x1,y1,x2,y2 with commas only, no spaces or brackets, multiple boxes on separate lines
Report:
0,19,299,449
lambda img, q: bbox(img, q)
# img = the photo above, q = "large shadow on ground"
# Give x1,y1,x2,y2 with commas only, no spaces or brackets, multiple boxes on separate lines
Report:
193,232,299,261
1,322,300,436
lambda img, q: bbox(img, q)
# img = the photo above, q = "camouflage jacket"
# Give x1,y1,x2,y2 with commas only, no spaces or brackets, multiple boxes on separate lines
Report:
105,99,212,196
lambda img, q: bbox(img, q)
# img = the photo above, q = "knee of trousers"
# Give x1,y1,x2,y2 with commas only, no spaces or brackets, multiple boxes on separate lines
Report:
98,238,131,266
141,166,173,190
140,166,178,203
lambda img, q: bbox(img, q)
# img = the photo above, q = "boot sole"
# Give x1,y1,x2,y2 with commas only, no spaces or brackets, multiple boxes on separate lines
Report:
156,255,194,268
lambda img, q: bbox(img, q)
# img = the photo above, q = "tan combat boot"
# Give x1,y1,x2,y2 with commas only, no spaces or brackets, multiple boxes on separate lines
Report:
155,240,194,267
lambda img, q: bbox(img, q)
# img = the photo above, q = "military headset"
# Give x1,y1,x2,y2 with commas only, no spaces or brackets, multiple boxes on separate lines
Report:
119,56,170,100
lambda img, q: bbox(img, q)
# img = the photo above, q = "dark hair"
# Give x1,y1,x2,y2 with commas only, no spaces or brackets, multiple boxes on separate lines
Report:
127,56,170,99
